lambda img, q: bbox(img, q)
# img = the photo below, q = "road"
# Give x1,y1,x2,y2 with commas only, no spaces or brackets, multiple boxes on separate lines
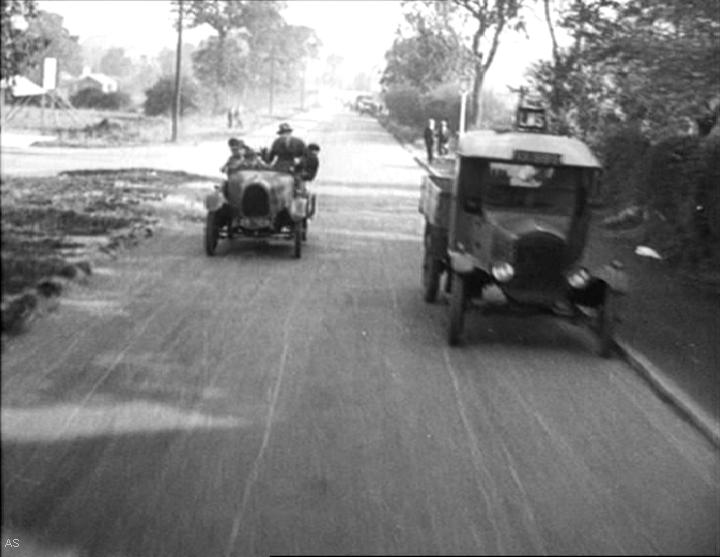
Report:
2,108,719,556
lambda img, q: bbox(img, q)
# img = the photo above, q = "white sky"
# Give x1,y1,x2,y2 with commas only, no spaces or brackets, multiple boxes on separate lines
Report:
37,0,554,91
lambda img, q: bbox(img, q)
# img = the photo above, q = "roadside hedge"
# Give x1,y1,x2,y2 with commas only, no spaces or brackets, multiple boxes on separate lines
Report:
597,126,650,206
641,134,719,265
70,88,132,110
383,85,462,133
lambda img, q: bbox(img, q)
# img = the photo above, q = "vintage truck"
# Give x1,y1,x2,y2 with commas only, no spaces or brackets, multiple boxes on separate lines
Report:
418,108,628,354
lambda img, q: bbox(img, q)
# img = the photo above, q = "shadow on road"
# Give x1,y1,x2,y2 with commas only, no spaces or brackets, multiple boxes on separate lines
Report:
2,422,263,557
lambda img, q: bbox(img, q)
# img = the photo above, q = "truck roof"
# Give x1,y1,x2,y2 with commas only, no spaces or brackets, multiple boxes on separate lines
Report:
457,130,601,168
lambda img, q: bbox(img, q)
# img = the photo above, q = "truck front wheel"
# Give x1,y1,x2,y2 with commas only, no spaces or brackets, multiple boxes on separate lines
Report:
448,272,466,346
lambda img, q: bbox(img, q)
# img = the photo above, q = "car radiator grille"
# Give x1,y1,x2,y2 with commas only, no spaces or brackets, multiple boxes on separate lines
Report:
242,184,270,217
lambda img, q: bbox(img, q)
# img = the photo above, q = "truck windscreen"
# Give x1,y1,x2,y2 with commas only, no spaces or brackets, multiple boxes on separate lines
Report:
459,158,580,216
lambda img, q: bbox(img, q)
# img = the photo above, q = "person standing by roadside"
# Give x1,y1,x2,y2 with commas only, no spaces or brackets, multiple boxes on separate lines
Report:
233,105,243,129
437,120,450,156
424,119,435,164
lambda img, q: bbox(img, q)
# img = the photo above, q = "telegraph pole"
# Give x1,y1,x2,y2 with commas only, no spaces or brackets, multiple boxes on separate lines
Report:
171,0,183,142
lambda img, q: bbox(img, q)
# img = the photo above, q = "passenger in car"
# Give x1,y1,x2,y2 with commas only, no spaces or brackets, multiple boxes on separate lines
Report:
297,143,321,181
269,122,306,173
221,137,247,176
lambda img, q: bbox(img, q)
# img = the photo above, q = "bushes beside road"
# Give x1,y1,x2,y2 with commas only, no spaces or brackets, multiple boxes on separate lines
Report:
595,126,719,273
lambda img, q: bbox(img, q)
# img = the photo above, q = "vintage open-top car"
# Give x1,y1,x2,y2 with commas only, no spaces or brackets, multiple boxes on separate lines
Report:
204,167,316,258
419,121,628,355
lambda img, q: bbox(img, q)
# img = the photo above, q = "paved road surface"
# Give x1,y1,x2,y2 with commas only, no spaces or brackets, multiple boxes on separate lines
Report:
2,109,718,556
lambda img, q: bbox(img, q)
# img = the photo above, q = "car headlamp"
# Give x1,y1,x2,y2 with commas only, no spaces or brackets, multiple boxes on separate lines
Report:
491,262,515,282
567,267,591,289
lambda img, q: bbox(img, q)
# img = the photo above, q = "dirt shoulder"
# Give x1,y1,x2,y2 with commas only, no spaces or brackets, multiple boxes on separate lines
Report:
1,168,213,337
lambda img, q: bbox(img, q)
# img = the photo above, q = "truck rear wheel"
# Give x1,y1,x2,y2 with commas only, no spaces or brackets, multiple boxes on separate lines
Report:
423,225,442,302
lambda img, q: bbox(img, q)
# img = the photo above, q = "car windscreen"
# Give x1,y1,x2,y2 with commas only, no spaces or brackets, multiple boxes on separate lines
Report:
459,159,581,216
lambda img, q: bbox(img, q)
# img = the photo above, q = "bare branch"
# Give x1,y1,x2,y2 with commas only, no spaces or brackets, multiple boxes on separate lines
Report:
482,0,508,72
543,0,559,64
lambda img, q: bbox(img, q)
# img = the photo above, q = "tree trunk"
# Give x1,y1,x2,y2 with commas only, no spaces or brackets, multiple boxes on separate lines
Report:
470,62,485,129
214,30,226,113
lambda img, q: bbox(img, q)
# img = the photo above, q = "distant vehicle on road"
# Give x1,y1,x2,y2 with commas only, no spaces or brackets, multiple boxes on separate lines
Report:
204,168,316,258
419,105,627,355
354,94,382,116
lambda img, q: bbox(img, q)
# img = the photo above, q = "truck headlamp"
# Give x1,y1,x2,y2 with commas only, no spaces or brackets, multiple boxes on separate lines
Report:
567,267,591,289
491,262,515,282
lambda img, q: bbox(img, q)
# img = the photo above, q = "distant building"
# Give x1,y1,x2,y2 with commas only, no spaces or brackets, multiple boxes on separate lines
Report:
74,72,118,94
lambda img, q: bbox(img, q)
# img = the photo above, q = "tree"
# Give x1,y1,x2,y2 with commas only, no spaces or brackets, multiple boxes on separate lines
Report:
398,0,526,128
182,0,286,110
191,34,248,109
322,53,344,88
157,44,195,78
527,0,720,141
144,76,198,116
24,9,83,82
99,47,133,78
1,0,45,82
124,55,161,104
450,0,525,127
381,27,464,92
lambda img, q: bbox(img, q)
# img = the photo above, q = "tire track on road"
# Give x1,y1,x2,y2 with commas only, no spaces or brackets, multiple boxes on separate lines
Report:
224,262,325,556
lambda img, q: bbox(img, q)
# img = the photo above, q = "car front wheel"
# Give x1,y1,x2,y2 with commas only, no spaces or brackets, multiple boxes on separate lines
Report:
293,224,302,258
205,212,219,256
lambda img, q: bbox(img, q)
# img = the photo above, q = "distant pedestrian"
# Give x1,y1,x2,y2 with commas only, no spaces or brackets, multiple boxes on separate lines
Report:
424,119,435,164
227,108,233,129
437,120,450,156
233,106,243,129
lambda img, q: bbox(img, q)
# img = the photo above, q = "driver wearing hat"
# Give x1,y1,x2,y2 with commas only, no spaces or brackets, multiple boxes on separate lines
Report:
268,122,306,173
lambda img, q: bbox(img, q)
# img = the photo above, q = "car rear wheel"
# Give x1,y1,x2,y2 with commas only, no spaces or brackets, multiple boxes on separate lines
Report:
205,212,219,256
293,224,302,258
448,272,466,346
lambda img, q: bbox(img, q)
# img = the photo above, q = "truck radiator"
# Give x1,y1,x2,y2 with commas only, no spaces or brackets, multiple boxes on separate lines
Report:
513,232,566,290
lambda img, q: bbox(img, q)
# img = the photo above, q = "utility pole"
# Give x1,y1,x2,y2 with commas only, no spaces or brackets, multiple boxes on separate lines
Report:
459,91,468,135
171,0,183,142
